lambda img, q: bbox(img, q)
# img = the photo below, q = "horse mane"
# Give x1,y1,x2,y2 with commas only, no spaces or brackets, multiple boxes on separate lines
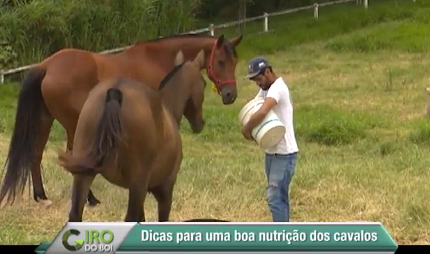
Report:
136,33,211,44
134,33,238,58
159,62,185,90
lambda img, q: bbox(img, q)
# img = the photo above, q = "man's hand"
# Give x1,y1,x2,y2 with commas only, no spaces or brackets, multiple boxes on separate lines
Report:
241,125,254,141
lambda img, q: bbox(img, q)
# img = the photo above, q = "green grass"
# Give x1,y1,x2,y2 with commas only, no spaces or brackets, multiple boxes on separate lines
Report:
1,0,430,246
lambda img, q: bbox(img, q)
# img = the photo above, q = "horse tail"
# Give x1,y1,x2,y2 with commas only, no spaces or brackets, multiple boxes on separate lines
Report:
59,87,123,175
0,66,47,205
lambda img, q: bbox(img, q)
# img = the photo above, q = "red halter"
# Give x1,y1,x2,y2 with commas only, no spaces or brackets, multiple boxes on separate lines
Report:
205,40,237,95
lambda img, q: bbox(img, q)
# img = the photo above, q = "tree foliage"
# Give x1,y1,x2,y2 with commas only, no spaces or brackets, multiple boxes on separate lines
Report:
0,0,201,68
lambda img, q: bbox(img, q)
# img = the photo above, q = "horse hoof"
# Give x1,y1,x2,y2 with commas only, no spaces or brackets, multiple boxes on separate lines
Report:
87,200,101,207
40,199,53,208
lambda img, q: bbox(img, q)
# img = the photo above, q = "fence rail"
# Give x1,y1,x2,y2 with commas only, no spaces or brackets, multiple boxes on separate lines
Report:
0,0,365,84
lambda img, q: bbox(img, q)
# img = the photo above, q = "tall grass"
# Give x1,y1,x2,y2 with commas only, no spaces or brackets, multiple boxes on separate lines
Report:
0,0,201,67
216,0,430,59
1,0,429,70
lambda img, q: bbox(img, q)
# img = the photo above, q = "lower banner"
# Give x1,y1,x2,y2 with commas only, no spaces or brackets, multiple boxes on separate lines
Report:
35,222,398,254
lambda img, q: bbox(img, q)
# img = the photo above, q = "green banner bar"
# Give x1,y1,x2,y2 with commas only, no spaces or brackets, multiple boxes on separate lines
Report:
117,222,397,252
35,242,51,254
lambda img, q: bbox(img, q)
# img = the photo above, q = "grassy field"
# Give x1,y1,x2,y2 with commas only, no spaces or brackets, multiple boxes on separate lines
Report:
0,0,430,246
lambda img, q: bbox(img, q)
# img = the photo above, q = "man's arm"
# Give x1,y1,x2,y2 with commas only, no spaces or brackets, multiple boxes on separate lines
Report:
244,85,281,131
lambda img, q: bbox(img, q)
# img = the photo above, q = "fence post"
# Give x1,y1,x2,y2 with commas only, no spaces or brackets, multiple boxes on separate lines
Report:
364,0,368,8
263,12,269,32
0,70,4,84
209,24,215,36
314,3,319,19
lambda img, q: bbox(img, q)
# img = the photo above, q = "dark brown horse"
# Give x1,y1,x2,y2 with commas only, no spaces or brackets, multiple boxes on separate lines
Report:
0,33,242,207
58,50,206,222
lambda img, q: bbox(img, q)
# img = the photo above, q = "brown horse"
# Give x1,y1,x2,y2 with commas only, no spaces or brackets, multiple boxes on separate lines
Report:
58,50,206,222
0,33,242,207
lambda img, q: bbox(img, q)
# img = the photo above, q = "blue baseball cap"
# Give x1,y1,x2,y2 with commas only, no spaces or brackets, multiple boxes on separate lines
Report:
246,56,271,79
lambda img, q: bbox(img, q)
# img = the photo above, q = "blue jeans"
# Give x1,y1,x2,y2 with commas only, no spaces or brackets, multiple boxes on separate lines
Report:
265,152,298,222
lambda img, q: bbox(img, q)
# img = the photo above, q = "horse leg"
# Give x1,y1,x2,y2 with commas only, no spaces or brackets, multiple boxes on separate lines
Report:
31,114,54,207
69,173,96,222
151,176,177,222
66,130,101,207
124,180,149,222
87,189,101,206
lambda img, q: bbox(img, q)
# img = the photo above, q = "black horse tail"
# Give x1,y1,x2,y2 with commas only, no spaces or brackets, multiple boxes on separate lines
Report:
59,87,123,175
0,66,47,206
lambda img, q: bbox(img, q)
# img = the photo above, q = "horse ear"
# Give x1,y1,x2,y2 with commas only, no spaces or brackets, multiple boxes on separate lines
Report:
193,50,206,69
174,50,185,66
216,34,225,48
230,34,243,47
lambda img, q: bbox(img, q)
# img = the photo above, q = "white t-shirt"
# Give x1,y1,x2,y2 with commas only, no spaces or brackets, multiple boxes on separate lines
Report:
255,77,299,155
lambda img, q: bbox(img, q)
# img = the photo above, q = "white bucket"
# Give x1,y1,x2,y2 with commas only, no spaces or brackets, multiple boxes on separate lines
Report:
238,99,286,150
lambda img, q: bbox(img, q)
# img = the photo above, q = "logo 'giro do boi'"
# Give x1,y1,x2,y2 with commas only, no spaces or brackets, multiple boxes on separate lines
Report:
62,229,84,251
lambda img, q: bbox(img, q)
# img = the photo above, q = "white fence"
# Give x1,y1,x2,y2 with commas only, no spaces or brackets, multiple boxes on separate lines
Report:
0,0,368,84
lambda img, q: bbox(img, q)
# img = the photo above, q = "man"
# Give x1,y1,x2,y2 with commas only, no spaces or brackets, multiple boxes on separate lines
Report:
241,56,299,222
